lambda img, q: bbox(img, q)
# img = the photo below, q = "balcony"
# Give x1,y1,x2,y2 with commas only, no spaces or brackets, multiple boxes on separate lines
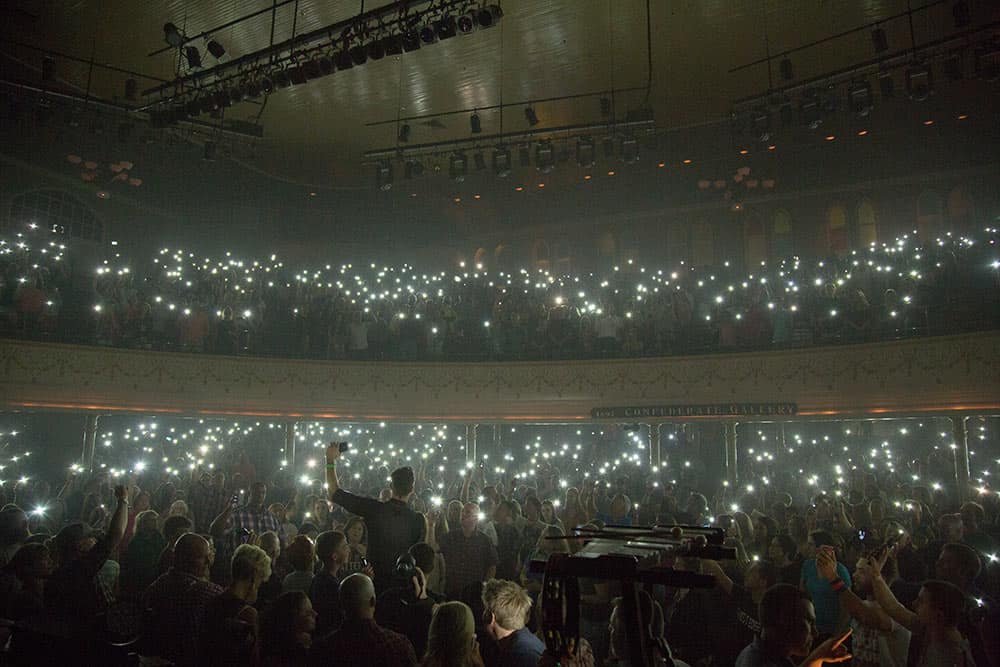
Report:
1,332,996,421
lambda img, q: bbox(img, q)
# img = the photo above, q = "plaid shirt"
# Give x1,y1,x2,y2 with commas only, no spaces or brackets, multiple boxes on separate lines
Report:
144,568,224,665
231,503,285,547
309,618,417,667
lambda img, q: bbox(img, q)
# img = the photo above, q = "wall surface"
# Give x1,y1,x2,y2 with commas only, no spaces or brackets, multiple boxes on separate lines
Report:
1,333,997,422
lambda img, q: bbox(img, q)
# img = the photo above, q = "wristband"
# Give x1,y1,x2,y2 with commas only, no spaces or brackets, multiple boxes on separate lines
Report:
830,578,847,592
325,462,337,469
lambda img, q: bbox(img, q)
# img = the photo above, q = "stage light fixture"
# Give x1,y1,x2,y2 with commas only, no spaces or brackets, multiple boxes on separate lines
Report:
382,34,404,56
200,95,217,115
780,57,793,81
576,136,595,167
535,141,555,173
878,71,894,97
524,106,539,126
952,1,970,28
474,151,486,170
449,152,468,182
799,89,822,129
848,79,873,117
871,26,888,53
621,136,639,164
227,86,244,104
493,145,512,177
376,161,393,191
518,145,531,167
260,76,274,95
184,46,202,69
288,64,308,85
163,23,185,47
458,12,477,34
318,54,336,76
349,44,368,66
206,39,226,59
213,90,231,109
398,123,411,143
470,112,482,134
274,69,292,88
435,15,458,40
419,23,438,44
476,5,504,28
367,39,386,60
335,50,354,70
906,64,933,101
401,30,422,51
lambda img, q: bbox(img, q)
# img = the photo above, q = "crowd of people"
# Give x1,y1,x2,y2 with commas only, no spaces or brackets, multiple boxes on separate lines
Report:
0,414,998,665
2,225,998,361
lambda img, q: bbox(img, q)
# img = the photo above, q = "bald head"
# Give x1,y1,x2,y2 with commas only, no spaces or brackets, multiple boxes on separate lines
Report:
173,533,211,578
339,573,376,619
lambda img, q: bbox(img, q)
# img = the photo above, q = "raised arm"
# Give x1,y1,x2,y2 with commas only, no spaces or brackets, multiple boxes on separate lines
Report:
209,502,233,539
869,549,918,631
701,559,734,596
325,443,380,516
816,547,891,632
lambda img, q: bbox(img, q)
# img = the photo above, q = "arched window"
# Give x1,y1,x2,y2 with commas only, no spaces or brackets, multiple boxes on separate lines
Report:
771,209,793,259
916,190,944,237
947,187,974,229
7,189,104,242
826,205,848,255
857,200,878,247
743,215,768,268
692,220,714,267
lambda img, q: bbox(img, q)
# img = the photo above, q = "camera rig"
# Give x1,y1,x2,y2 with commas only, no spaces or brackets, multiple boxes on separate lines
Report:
530,524,736,667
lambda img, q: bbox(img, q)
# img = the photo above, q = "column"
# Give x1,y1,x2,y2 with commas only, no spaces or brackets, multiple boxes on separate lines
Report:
285,421,297,467
952,415,970,502
81,413,99,472
725,421,739,485
466,423,478,464
650,423,663,468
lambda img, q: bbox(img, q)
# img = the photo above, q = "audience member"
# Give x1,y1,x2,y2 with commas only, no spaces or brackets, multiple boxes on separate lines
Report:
480,578,544,667
422,601,485,667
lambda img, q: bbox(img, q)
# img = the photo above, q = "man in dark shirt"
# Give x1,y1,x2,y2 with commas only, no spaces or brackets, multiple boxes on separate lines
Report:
310,530,348,636
46,484,129,635
439,502,498,601
309,573,418,667
702,558,777,664
187,470,229,533
325,443,425,591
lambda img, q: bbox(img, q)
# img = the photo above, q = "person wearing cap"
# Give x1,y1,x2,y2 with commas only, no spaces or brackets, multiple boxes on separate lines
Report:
45,484,129,634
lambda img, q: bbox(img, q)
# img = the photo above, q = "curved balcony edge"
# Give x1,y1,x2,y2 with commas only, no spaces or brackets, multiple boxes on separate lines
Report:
0,333,998,422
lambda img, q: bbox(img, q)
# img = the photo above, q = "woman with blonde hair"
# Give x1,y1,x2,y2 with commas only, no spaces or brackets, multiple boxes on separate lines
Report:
422,601,484,667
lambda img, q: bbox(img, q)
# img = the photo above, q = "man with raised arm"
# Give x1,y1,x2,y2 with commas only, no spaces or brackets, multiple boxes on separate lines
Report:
325,442,424,590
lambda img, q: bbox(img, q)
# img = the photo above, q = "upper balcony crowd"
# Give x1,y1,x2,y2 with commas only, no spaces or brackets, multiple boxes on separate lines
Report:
2,224,998,362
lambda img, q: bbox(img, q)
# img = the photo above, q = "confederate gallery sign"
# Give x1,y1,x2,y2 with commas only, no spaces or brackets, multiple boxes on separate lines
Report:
590,403,798,419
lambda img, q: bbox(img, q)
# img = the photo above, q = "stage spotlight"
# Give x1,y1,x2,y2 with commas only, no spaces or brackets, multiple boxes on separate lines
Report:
288,64,308,85
163,22,185,47
524,106,539,126
435,15,458,40
200,95,218,114
376,161,393,191
382,34,404,56
318,54,336,76
871,26,888,53
749,107,770,142
335,50,354,70
206,39,226,59
213,90,231,109
227,86,244,104
419,23,438,44
470,112,482,134
398,123,411,143
799,89,822,129
124,78,137,101
535,141,555,173
493,145,512,177
878,71,894,97
184,46,202,69
906,64,933,101
952,1,970,28
349,44,368,66
401,30,422,51
576,136,595,167
474,151,486,170
260,76,275,95
780,57,793,81
518,145,531,167
367,39,386,60
621,136,639,163
477,5,504,28
450,152,468,182
274,69,292,88
458,12,477,34
848,79,873,116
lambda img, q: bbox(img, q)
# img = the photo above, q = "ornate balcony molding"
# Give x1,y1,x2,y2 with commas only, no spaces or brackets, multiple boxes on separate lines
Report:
1,333,998,421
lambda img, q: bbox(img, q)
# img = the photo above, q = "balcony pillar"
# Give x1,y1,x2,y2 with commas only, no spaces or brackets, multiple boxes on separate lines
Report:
725,421,739,486
952,416,970,502
82,413,99,472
